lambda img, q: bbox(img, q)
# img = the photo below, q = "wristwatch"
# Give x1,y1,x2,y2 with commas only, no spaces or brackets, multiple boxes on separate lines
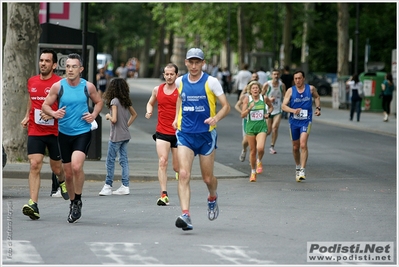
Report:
316,106,321,111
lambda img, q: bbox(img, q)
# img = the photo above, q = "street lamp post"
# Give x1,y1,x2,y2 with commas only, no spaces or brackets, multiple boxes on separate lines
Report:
354,3,359,74
227,3,231,90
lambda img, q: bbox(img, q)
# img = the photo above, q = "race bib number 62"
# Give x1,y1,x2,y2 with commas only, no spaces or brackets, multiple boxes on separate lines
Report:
293,109,308,120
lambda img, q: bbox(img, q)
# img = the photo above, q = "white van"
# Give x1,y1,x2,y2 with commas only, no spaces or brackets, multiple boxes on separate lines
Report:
97,53,112,70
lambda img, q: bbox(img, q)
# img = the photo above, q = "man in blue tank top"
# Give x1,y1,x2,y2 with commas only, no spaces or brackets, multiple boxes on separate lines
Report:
172,48,230,231
282,70,321,182
42,53,103,223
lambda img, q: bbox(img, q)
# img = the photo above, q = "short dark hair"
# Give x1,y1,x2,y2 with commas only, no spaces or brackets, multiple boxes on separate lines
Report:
284,65,290,71
293,70,305,78
41,49,58,64
164,63,178,74
68,53,83,66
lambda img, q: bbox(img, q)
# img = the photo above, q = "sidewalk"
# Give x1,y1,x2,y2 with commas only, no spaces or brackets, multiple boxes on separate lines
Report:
2,78,396,181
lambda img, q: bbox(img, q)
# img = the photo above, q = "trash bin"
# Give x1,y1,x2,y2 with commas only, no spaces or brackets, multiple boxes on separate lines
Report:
337,75,350,109
86,114,102,160
359,71,386,111
332,82,339,109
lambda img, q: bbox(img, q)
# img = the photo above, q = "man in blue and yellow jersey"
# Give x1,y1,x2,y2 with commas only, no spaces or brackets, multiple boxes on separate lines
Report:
172,48,230,231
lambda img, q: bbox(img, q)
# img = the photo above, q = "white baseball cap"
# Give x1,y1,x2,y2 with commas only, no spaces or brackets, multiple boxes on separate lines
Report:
186,48,204,60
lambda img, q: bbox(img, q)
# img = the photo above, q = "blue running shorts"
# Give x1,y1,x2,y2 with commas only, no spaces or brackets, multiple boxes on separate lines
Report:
289,121,312,141
176,129,218,156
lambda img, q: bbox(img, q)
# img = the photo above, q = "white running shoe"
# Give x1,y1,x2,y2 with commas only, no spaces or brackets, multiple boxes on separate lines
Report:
239,150,246,162
99,184,112,196
296,169,306,182
113,185,130,195
51,188,62,198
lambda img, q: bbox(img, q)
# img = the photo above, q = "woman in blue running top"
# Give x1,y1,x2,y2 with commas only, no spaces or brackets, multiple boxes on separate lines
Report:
282,70,321,183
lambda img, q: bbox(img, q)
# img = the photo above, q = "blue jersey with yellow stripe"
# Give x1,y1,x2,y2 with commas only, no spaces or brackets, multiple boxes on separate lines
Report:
288,84,313,127
177,73,218,133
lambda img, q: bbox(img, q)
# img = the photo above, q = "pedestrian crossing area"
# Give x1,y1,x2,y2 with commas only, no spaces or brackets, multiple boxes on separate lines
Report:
3,240,275,265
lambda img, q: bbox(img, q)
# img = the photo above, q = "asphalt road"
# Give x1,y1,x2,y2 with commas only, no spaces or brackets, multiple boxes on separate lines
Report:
2,78,396,266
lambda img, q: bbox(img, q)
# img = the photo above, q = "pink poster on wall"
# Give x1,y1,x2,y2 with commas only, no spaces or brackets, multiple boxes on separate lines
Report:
39,3,81,29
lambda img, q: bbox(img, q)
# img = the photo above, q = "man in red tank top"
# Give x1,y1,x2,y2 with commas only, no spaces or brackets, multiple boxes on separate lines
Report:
20,49,69,220
145,63,179,206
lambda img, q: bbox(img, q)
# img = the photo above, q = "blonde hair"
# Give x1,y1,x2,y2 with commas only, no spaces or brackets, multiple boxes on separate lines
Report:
247,80,262,94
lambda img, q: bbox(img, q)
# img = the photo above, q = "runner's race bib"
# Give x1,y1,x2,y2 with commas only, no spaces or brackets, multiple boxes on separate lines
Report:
34,108,54,126
293,109,308,120
250,110,264,121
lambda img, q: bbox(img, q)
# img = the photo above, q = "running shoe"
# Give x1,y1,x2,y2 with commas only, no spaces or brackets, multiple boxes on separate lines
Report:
67,200,82,223
175,213,193,231
295,168,300,181
157,194,170,206
269,147,277,154
207,196,219,221
296,168,306,182
249,173,256,182
59,181,69,200
51,188,62,198
99,184,112,196
256,161,263,174
239,150,246,162
51,172,59,196
22,199,40,220
112,185,130,195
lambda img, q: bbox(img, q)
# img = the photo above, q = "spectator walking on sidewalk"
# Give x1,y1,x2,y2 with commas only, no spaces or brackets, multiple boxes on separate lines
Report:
99,78,138,196
145,63,180,206
172,48,230,231
381,73,395,122
346,74,364,122
20,49,68,221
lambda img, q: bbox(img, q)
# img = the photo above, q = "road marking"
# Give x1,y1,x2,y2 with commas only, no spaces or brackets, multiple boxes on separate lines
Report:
197,244,275,264
86,242,162,265
2,240,43,264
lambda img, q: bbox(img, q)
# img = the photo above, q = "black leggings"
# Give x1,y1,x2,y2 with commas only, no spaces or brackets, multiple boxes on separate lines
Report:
382,95,393,115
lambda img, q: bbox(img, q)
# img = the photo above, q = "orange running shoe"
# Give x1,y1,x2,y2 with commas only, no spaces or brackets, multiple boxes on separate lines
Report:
256,161,263,174
249,173,257,182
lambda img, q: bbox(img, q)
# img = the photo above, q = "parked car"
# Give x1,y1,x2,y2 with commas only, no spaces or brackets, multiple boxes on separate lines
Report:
307,72,332,96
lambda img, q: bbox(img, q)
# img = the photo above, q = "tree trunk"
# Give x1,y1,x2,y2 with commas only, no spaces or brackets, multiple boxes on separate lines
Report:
337,3,349,77
152,22,166,78
237,5,246,67
140,17,153,78
282,3,293,68
301,3,314,76
2,3,41,162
